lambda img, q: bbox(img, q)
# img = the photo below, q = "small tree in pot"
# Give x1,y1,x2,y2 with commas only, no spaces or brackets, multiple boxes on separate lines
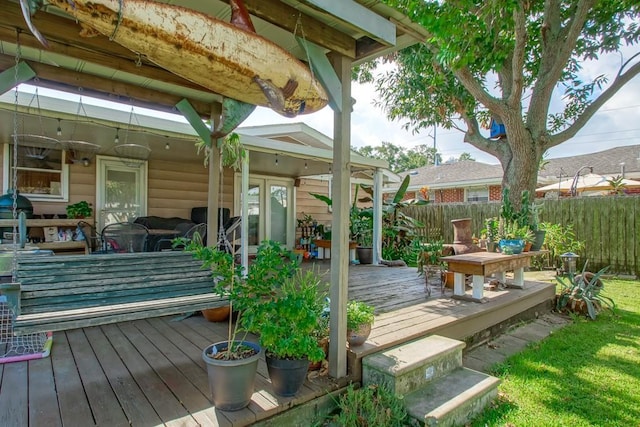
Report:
183,239,299,410
257,268,327,396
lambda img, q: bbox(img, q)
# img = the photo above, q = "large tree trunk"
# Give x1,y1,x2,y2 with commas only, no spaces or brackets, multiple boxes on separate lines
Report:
498,115,543,208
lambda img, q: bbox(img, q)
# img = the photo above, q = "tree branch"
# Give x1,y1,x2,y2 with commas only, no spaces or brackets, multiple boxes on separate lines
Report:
506,2,527,108
452,68,507,116
550,59,640,146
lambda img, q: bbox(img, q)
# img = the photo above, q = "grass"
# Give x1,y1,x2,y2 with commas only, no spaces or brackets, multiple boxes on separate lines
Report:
471,278,640,427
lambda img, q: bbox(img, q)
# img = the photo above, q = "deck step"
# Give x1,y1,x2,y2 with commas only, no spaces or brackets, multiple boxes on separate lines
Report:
404,367,501,427
362,335,464,395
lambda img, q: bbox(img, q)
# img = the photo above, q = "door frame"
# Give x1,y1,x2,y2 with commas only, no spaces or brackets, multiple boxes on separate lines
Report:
95,155,148,231
234,173,295,251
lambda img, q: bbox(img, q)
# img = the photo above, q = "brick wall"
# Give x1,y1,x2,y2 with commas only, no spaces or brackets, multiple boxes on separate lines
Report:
489,185,503,201
434,188,464,203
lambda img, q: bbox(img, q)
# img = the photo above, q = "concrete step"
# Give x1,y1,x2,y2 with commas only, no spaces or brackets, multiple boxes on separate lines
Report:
362,335,464,395
404,367,501,427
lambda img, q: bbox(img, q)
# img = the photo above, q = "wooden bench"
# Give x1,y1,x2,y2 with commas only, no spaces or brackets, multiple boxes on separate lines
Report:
4,251,227,335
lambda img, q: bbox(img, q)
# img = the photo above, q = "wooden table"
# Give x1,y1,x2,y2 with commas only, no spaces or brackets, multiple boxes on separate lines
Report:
441,250,546,302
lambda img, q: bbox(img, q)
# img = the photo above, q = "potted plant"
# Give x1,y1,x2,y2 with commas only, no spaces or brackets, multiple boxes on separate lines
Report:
183,239,298,410
352,208,374,264
346,300,375,347
556,263,614,320
66,201,93,219
483,217,500,252
257,268,327,396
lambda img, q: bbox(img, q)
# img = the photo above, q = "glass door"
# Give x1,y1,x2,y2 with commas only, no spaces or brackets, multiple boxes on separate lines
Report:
96,156,147,232
237,176,294,252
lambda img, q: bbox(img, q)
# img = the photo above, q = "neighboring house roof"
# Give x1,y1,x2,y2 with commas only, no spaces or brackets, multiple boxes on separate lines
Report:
388,144,640,192
541,145,640,181
397,161,503,190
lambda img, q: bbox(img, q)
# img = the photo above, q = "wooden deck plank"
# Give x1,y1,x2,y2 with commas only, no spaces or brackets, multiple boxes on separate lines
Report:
50,331,95,426
27,357,62,427
81,325,163,426
97,323,197,426
118,321,230,427
65,329,131,426
0,360,28,426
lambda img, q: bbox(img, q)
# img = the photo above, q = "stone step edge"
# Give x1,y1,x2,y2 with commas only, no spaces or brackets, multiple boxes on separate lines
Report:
363,335,465,376
404,368,501,426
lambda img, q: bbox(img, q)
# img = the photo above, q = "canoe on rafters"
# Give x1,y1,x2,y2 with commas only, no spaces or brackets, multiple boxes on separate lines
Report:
46,0,329,117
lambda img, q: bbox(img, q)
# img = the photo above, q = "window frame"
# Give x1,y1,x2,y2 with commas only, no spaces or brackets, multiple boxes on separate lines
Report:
2,143,70,202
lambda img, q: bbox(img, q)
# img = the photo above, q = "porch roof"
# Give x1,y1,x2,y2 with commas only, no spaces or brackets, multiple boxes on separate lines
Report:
0,88,396,182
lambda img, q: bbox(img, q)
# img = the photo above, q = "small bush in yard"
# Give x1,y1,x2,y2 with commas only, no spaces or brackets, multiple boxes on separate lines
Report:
319,384,418,427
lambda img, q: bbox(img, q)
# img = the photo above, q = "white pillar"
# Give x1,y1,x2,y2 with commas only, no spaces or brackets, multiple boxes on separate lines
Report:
372,168,383,265
328,54,351,379
240,151,250,272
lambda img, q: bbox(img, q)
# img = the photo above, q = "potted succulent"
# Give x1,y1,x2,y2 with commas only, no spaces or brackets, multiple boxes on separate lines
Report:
66,201,93,219
346,300,375,347
257,268,327,396
183,239,298,410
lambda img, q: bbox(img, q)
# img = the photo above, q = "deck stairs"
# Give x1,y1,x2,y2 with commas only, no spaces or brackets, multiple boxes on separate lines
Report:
363,335,499,427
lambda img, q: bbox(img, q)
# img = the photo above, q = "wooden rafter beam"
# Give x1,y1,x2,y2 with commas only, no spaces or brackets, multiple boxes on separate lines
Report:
220,0,356,59
0,55,212,116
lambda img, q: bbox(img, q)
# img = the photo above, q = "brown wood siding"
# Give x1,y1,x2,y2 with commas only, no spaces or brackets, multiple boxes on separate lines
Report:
296,178,332,226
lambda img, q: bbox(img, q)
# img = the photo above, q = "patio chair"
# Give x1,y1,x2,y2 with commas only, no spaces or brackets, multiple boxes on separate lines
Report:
101,222,149,253
154,222,207,251
217,216,241,255
77,220,105,254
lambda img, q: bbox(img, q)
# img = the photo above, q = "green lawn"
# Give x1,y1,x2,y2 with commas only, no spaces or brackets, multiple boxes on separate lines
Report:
471,278,640,427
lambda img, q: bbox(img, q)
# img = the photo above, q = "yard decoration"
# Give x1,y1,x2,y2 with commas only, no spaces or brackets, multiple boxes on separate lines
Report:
25,0,328,124
556,263,614,320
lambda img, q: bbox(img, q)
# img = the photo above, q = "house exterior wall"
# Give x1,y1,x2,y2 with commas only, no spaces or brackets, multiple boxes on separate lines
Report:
0,145,235,222
489,185,502,201
435,188,464,203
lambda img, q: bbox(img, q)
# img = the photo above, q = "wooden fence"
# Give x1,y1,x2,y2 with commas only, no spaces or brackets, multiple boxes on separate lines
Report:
402,195,639,277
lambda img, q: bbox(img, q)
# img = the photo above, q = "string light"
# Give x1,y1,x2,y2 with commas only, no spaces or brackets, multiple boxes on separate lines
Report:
304,161,308,170
56,119,62,136
165,142,170,150
114,128,120,144
275,153,278,165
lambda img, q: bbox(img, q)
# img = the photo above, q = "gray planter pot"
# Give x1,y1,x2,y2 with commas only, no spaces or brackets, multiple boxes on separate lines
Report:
531,230,546,251
202,341,261,411
357,247,373,264
265,354,309,397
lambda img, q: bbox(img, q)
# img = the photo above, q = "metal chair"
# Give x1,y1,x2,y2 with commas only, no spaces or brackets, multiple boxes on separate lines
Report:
101,222,149,253
77,220,104,254
154,222,207,251
217,216,241,255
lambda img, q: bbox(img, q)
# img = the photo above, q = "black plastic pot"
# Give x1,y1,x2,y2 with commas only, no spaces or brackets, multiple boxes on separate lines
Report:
265,354,309,397
357,247,373,264
202,341,261,411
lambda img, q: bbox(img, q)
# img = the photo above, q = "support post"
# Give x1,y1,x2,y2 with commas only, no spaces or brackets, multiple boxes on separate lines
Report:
240,152,250,271
328,53,352,379
207,103,222,247
372,168,383,265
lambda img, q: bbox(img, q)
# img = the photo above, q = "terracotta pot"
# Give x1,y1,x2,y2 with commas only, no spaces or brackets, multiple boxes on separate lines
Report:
202,305,231,322
523,241,533,252
441,270,455,289
347,322,372,347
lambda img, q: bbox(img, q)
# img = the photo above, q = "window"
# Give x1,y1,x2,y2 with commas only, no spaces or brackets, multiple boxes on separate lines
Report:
3,143,69,201
466,187,489,202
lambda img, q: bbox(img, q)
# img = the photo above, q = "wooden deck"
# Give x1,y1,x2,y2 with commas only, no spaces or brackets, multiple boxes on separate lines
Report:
0,262,555,426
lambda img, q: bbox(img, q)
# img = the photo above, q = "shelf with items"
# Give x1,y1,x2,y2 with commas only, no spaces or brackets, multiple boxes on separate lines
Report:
0,218,93,254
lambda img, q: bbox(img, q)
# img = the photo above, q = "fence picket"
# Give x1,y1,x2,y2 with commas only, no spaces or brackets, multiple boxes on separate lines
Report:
401,196,639,276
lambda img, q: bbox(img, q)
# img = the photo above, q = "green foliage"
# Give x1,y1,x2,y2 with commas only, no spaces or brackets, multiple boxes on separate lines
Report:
360,0,640,202
258,269,327,362
323,384,416,427
607,175,627,195
347,300,375,331
183,239,299,358
416,238,444,277
482,217,499,242
539,222,585,268
556,264,615,320
353,142,442,172
66,201,93,219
